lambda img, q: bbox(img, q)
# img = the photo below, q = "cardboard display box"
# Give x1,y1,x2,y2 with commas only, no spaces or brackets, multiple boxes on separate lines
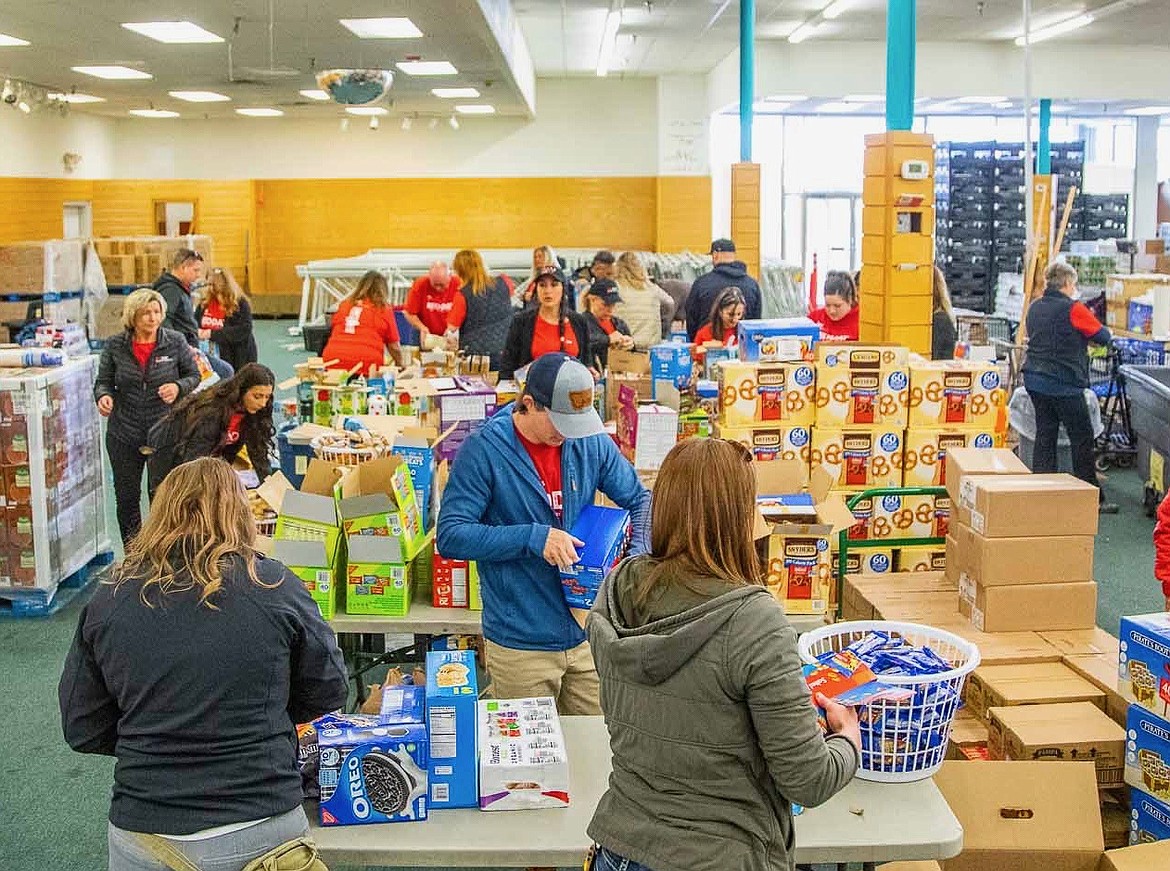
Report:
814,342,912,371
855,491,950,542
1063,654,1130,727
1124,704,1170,804
810,426,905,491
961,474,1100,538
718,424,813,466
966,661,1106,722
272,538,342,620
934,761,1104,871
897,546,947,573
426,650,479,809
959,579,1098,633
907,359,1007,431
813,360,910,428
944,447,1030,516
1100,840,1170,870
338,456,426,563
477,697,569,811
902,428,1004,489
715,360,818,428
1119,613,1170,713
988,702,1126,789
950,522,1095,587
736,317,820,363
345,536,412,616
1128,787,1170,845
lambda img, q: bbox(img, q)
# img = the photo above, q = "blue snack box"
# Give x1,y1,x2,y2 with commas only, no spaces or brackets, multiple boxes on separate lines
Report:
1120,613,1170,714
318,719,428,825
1131,787,1170,844
425,649,480,809
649,342,693,399
379,684,427,726
1126,704,1170,804
560,505,631,611
737,318,820,363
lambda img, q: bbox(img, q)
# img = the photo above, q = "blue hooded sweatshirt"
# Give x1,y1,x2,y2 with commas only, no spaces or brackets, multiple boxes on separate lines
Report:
437,404,651,651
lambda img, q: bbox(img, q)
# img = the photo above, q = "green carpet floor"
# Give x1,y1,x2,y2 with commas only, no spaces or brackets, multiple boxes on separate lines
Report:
0,319,1163,869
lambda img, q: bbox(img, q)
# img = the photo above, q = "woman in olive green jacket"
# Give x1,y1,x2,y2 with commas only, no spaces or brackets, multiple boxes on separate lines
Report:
587,438,860,871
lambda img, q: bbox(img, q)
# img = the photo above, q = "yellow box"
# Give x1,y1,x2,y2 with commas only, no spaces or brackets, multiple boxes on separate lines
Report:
811,427,905,492
902,428,1005,488
814,343,911,370
897,546,948,573
764,526,832,615
908,359,1007,430
833,547,895,577
716,360,817,428
844,492,952,542
861,207,937,239
885,324,933,355
864,292,933,327
862,233,934,266
717,425,813,467
814,363,909,428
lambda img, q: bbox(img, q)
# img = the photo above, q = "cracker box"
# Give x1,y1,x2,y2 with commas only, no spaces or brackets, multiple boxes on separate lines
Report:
318,718,428,825
1130,787,1170,844
1120,613,1170,714
810,427,904,492
433,549,472,608
814,343,912,371
814,363,910,428
987,701,1126,788
272,539,342,620
736,317,820,363
896,546,947,573
649,343,693,399
561,506,630,621
426,650,480,809
716,360,817,428
478,697,570,811
338,456,426,563
902,428,1003,489
907,359,1007,430
379,684,427,725
1125,704,1170,803
718,424,812,466
273,460,344,548
345,536,412,616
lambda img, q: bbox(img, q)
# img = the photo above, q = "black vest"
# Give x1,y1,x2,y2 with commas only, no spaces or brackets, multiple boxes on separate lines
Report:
459,277,513,369
1023,290,1091,388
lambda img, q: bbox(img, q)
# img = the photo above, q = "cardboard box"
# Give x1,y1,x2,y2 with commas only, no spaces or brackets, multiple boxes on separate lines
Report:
719,424,813,466
409,376,499,463
1041,628,1119,658
988,701,1125,788
426,650,479,809
811,426,905,491
1102,840,1170,869
272,538,342,620
632,404,678,471
378,684,427,725
433,550,471,608
934,761,1104,871
736,317,820,362
962,474,1100,538
477,697,569,811
903,428,1004,489
317,717,428,825
345,536,412,616
273,460,344,548
1129,788,1170,845
814,342,912,370
948,708,990,760
813,361,910,428
959,580,1098,633
1119,613,1170,714
649,342,692,398
1063,654,1129,726
966,661,1105,722
896,546,947,573
833,547,895,576
952,522,1095,587
560,506,630,620
605,371,651,423
907,359,1007,430
856,491,951,541
469,562,481,611
338,456,426,563
944,446,1030,509
1125,704,1170,803
715,360,818,428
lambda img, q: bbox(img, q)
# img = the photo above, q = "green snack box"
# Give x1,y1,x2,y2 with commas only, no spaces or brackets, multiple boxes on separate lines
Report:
272,538,342,619
346,536,412,616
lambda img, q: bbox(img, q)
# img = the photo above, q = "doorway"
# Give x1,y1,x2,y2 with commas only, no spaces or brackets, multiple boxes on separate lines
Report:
153,200,196,236
62,202,92,239
802,193,861,303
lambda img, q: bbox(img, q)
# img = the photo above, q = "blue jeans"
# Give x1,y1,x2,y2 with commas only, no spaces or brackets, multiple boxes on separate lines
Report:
107,806,309,871
208,355,234,381
596,846,655,871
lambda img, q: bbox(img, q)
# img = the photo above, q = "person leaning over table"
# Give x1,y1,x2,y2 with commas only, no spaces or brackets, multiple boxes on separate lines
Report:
582,279,635,370
586,438,861,871
437,352,651,715
1022,260,1117,513
499,265,591,380
95,288,201,546
445,247,515,371
321,269,404,375
808,270,861,342
59,459,348,871
403,260,461,348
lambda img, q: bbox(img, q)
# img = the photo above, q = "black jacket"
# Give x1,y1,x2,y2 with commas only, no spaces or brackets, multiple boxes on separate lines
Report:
94,328,201,447
1023,289,1111,390
499,308,590,379
582,311,632,370
932,310,958,360
195,297,258,371
59,552,348,835
147,403,274,492
154,272,200,347
686,262,763,340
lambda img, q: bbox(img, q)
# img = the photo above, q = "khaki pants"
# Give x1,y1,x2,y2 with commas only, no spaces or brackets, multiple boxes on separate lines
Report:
484,640,601,715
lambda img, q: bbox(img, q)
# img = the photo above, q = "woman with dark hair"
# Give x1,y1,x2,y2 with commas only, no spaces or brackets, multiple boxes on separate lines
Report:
809,270,861,342
499,265,590,380
60,458,347,871
147,363,277,492
693,287,746,348
321,270,404,375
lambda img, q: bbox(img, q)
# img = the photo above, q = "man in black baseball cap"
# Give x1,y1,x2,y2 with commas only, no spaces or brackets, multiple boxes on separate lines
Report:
437,352,650,715
685,237,763,341
582,279,634,368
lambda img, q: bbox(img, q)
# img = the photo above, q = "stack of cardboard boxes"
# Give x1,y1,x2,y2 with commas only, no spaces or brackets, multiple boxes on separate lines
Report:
89,234,214,287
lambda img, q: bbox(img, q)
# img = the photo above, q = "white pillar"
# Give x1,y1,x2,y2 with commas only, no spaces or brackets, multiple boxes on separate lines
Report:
1133,115,1159,241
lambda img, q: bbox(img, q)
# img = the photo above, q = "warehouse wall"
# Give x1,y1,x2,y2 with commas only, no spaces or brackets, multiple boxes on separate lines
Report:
0,110,115,179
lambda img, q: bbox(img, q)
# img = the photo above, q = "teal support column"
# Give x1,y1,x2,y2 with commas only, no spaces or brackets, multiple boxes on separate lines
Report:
1037,98,1052,174
739,0,755,161
885,0,916,131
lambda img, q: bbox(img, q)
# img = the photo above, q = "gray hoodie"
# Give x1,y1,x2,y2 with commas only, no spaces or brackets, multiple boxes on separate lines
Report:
586,556,858,871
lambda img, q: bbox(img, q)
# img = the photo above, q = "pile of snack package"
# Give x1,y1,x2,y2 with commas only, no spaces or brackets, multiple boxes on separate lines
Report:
297,648,570,825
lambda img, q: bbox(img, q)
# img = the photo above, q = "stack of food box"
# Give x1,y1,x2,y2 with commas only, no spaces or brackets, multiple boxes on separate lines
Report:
89,234,214,287
1120,613,1170,845
1107,273,1170,333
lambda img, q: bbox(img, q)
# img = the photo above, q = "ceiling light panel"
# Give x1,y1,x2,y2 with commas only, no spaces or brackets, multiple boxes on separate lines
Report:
122,21,223,44
73,65,152,80
49,92,105,103
455,104,495,115
432,87,480,99
236,108,283,117
299,89,330,101
0,32,29,46
1126,106,1170,116
396,61,458,76
129,109,179,118
169,90,230,103
339,18,422,39
1014,14,1094,46
345,106,389,116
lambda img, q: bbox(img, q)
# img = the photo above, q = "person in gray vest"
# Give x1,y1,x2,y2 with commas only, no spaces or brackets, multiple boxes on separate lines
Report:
446,248,515,371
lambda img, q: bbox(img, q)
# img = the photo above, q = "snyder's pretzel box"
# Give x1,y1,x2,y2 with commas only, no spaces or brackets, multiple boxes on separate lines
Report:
478,697,570,811
736,317,820,363
813,347,910,427
833,547,894,576
718,424,812,467
901,428,1004,489
757,461,855,615
896,546,947,573
850,491,951,542
907,359,1007,430
1120,613,1170,714
814,342,911,371
715,360,817,428
317,718,428,825
810,427,904,492
426,650,480,809
1125,704,1170,803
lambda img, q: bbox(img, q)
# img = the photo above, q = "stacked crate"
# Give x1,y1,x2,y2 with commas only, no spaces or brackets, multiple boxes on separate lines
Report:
936,142,995,311
1081,194,1130,243
992,143,1028,282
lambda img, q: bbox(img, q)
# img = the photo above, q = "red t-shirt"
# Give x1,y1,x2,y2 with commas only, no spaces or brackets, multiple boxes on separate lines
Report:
223,411,245,447
597,317,617,336
531,316,580,361
809,306,861,342
405,275,461,337
201,299,227,332
516,423,564,520
131,340,156,369
693,324,738,347
322,301,400,375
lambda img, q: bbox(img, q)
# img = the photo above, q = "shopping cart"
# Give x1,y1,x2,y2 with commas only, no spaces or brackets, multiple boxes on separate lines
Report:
956,314,1016,350
1089,344,1137,472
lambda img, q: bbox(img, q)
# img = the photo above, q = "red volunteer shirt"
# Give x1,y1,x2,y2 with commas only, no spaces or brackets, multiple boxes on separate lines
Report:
223,411,245,446
693,324,738,347
531,316,580,361
405,275,461,336
322,301,400,376
809,306,861,342
131,340,156,370
201,299,227,332
516,424,564,520
597,317,617,336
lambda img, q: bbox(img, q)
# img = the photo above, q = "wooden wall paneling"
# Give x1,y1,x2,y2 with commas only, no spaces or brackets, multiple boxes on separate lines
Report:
0,179,95,243
655,176,713,253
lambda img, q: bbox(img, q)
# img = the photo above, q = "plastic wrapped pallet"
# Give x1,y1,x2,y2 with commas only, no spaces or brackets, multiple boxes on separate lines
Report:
0,240,84,294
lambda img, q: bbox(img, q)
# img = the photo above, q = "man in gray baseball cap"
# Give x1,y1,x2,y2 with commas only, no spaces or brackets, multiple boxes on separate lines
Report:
437,352,650,714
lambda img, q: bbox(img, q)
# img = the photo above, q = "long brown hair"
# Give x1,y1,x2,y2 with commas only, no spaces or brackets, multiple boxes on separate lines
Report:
204,266,244,317
453,249,492,295
110,458,271,608
932,265,955,325
707,287,745,342
637,438,762,607
615,251,649,289
350,270,391,308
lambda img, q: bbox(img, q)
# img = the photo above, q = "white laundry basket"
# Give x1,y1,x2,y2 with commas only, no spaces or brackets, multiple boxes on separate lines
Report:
799,620,981,783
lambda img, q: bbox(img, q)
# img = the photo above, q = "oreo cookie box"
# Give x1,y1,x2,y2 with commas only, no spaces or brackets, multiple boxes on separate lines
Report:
318,717,428,825
426,650,480,809
478,697,570,811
